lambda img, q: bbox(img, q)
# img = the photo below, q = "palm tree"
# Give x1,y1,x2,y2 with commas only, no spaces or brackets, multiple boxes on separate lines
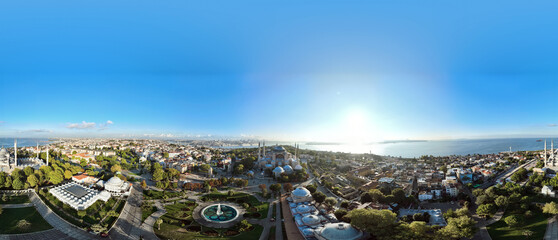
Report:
156,218,163,230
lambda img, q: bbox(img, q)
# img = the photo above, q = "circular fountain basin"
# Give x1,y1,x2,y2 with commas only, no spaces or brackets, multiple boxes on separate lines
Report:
202,204,239,223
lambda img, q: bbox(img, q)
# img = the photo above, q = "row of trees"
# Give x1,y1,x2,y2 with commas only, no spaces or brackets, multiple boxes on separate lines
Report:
360,188,416,206
346,207,477,240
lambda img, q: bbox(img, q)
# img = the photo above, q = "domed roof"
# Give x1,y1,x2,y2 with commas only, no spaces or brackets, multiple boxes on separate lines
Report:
0,148,8,155
294,164,303,170
316,222,363,240
292,187,311,197
273,146,286,152
247,170,254,175
273,166,284,173
296,204,312,213
283,165,293,171
265,164,273,168
302,215,320,225
106,176,124,186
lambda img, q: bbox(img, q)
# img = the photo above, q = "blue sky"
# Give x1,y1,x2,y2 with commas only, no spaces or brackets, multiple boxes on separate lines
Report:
0,1,557,141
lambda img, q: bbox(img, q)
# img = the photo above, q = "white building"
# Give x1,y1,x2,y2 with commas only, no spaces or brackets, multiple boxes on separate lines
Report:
102,177,132,196
542,185,556,197
418,191,433,201
49,182,111,210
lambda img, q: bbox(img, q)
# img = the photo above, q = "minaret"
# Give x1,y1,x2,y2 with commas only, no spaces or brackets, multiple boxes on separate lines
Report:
14,139,17,167
263,140,266,157
294,143,298,159
544,139,547,167
258,142,261,160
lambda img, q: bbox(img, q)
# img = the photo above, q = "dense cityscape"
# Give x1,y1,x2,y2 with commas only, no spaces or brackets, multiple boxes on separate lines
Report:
0,138,555,239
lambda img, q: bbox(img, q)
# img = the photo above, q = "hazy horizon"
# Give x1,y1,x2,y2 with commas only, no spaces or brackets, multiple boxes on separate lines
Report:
1,1,557,142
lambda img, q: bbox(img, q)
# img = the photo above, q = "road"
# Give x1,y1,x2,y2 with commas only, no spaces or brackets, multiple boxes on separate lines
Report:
479,159,536,189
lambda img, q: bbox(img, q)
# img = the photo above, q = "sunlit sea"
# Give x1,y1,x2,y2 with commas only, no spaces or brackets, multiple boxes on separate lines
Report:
225,138,553,158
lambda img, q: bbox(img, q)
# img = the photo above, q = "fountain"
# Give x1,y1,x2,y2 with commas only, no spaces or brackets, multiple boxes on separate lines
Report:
201,203,239,223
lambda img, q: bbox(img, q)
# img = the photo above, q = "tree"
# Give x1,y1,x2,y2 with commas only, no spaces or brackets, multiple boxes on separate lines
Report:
438,216,478,239
12,178,24,190
77,210,87,218
26,174,39,187
0,205,2,215
107,210,119,217
347,209,399,240
111,164,122,173
476,204,496,218
408,221,429,239
141,180,147,189
152,168,165,181
259,184,267,195
64,170,73,179
23,166,34,177
543,202,558,215
269,183,281,195
340,201,349,209
324,197,337,210
369,189,385,203
237,219,252,232
306,184,317,194
475,195,490,205
234,164,244,174
283,183,293,192
511,167,528,183
91,224,107,233
4,175,12,188
156,218,163,230
391,188,406,204
334,209,347,220
494,196,509,209
504,215,524,228
360,192,373,203
312,192,326,204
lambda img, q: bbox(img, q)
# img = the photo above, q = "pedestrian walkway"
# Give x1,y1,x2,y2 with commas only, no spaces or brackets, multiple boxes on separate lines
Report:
140,200,166,240
544,216,558,240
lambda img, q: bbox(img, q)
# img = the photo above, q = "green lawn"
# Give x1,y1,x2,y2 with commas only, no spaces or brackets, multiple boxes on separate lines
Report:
155,221,263,240
487,209,548,240
144,190,183,200
142,206,158,222
201,192,269,219
0,195,31,204
0,207,53,234
154,200,264,240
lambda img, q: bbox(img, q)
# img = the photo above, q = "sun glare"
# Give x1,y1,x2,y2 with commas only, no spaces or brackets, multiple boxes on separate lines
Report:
340,108,371,144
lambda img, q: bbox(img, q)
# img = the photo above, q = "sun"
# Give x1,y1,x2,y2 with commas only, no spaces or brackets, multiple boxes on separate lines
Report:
339,108,370,144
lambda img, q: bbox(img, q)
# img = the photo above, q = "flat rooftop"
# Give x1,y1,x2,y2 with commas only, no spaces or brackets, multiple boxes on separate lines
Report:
64,184,89,198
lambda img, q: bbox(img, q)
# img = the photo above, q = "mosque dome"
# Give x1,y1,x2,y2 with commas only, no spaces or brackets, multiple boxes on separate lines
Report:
294,164,303,170
302,215,321,226
283,165,293,172
292,187,311,197
296,204,312,213
106,176,124,186
315,222,363,240
273,166,284,173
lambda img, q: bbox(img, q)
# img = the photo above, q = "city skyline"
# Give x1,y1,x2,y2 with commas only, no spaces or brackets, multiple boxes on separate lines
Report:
1,1,558,142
